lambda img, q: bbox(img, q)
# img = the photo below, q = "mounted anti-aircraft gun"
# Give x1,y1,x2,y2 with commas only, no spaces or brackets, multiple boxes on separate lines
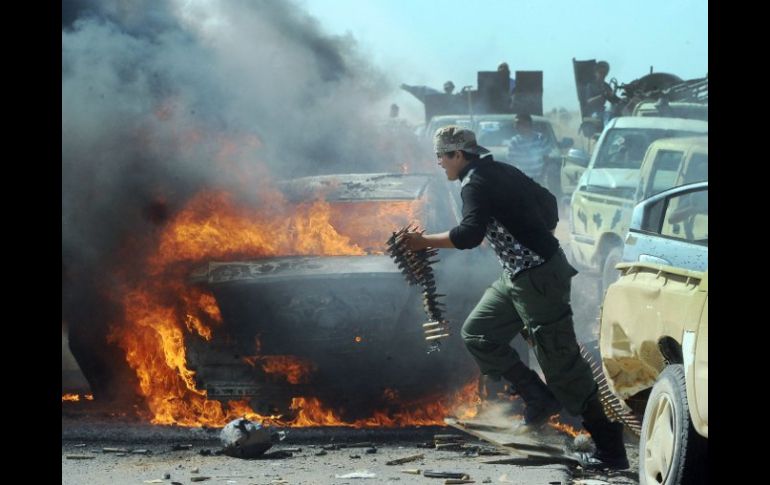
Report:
573,58,708,139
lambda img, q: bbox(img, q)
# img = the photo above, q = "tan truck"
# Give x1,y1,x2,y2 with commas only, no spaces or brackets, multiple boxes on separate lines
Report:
600,181,708,485
568,123,708,295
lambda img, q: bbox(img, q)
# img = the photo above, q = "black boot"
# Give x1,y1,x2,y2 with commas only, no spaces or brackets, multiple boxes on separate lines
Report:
580,395,629,470
502,362,562,427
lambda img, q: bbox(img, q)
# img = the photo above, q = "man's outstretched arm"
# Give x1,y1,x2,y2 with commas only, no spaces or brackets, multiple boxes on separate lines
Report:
400,231,455,251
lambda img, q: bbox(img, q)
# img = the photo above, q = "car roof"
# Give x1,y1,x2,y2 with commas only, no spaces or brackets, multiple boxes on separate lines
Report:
647,135,708,152
277,173,432,201
607,116,708,132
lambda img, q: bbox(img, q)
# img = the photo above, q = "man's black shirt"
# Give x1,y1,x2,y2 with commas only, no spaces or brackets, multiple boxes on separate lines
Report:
449,155,560,261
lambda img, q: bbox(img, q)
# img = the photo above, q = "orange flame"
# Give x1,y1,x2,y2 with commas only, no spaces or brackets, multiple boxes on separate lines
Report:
547,416,588,437
243,355,316,385
62,393,93,402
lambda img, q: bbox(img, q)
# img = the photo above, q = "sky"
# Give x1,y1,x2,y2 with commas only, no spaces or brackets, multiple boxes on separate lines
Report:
299,0,708,121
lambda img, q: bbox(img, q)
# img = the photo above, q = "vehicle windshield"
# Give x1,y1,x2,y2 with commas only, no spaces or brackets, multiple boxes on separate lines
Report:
594,128,702,169
474,119,556,148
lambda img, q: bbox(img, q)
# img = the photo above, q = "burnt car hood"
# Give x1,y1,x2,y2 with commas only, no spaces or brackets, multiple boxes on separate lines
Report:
190,255,400,285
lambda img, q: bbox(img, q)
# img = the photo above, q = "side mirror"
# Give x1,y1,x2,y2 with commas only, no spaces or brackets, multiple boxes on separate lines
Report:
559,137,574,150
566,148,590,167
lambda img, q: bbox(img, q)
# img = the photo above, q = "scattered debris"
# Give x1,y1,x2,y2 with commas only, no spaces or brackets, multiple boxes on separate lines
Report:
172,444,193,451
386,453,424,465
102,447,129,453
192,468,200,473
314,450,327,456
132,449,151,455
341,442,373,448
574,480,610,485
322,444,340,451
143,480,164,484
262,450,294,459
423,471,470,479
171,482,183,485
199,449,213,456
163,473,171,479
444,480,475,485
435,443,464,451
349,454,361,459
190,477,211,482
73,444,86,448
220,418,286,459
65,455,95,460
365,447,377,454
280,447,302,453
334,470,377,479
482,478,492,484
434,434,465,442
400,469,420,475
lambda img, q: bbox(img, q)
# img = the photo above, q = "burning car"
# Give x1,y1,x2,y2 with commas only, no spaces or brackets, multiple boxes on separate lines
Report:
181,173,492,422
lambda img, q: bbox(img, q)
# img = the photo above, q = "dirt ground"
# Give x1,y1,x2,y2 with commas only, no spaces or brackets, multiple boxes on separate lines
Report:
62,411,639,485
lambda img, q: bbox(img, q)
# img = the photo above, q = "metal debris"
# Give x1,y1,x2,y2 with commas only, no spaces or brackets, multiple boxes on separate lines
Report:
73,444,86,448
143,481,163,484
400,469,421,475
172,444,193,451
190,477,211,482
365,447,377,454
102,447,129,453
132,449,151,455
423,470,470,479
220,418,285,459
280,447,302,453
445,480,475,485
385,453,424,465
315,450,328,456
65,455,95,460
386,225,449,353
349,454,361,459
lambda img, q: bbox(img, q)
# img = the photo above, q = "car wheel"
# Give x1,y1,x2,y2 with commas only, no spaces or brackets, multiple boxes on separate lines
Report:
639,365,707,485
600,246,622,298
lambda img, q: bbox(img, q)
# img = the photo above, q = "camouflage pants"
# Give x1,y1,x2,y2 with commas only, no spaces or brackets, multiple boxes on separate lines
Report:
461,248,597,415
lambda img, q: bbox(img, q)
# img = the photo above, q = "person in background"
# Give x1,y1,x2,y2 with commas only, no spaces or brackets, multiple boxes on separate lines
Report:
506,113,550,183
583,61,620,125
399,125,629,471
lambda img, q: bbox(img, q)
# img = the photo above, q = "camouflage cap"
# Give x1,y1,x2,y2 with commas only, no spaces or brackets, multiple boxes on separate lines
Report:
433,125,490,156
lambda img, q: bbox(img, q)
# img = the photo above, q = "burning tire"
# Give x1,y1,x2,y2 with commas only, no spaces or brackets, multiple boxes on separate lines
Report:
639,365,707,485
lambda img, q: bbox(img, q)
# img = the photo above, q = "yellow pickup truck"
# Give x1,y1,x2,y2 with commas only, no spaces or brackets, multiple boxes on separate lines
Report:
599,181,708,484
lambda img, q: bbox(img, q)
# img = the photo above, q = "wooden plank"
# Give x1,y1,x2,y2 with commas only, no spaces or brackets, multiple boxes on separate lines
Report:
444,418,580,465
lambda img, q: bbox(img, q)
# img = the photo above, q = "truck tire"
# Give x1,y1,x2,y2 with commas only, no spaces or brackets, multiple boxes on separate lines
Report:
639,365,707,485
601,246,622,298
